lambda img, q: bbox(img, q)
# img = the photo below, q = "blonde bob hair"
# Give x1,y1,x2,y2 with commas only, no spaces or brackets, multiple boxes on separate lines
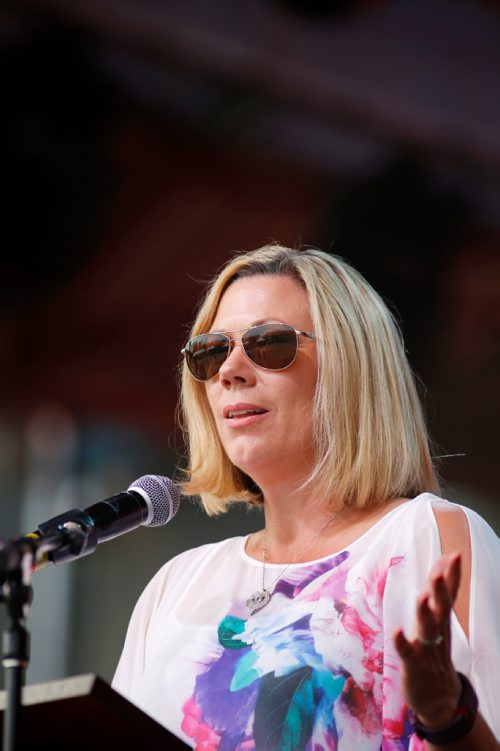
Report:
180,243,438,515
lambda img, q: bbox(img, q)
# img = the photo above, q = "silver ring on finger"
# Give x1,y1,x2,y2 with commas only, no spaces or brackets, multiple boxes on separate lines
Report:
417,634,444,647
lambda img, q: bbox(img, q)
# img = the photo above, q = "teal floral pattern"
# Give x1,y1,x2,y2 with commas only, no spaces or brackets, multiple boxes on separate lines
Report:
180,551,414,750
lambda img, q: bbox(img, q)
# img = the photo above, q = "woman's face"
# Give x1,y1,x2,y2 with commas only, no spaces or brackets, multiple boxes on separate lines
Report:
205,274,318,489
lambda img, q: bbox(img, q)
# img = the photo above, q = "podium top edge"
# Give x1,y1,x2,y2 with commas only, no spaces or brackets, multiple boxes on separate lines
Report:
0,673,103,709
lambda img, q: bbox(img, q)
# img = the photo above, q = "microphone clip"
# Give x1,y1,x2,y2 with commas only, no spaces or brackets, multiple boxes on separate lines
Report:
37,509,99,564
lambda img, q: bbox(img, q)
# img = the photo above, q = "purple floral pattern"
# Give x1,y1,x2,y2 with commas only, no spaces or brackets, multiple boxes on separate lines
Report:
180,551,413,750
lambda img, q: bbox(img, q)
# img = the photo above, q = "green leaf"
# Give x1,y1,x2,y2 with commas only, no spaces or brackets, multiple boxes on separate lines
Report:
218,615,247,649
231,650,260,691
254,667,315,751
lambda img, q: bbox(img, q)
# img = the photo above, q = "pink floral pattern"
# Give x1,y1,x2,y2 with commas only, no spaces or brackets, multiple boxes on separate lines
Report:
180,552,415,750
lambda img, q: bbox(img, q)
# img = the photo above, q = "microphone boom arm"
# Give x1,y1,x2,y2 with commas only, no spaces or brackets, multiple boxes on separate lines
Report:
0,515,98,578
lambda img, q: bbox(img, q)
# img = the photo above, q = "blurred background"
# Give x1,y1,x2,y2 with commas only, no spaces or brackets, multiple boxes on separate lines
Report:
0,0,499,688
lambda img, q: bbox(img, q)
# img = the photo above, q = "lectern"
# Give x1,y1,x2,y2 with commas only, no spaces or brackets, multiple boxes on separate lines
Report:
0,674,189,750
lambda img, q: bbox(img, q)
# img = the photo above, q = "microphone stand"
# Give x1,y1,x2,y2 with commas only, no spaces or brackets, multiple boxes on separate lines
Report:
1,549,32,751
0,525,91,751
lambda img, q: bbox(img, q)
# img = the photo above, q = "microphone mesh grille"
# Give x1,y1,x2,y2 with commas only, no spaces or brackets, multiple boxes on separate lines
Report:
128,475,180,526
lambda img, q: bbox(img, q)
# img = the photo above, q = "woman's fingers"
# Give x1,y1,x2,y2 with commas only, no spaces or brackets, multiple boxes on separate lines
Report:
395,555,461,658
393,627,413,660
432,574,451,622
426,553,461,620
416,593,442,644
395,554,463,663
394,554,464,721
429,553,461,600
446,552,462,603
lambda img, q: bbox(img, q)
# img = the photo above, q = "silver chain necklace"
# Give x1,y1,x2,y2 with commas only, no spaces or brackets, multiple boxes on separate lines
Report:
245,509,342,616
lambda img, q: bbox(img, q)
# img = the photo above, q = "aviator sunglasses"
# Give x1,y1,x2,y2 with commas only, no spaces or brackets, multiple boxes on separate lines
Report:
182,323,316,382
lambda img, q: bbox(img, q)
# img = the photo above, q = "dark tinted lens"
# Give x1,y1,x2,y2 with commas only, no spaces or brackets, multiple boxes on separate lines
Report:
242,324,297,369
184,333,230,381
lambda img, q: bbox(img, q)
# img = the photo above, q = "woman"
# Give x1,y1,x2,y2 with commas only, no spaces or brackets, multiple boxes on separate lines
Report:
113,244,499,749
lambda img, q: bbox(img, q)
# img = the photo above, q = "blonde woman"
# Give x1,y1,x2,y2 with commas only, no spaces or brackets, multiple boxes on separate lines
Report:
113,244,499,750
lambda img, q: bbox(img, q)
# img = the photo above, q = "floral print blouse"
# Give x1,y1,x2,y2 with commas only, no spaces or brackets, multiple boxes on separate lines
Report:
113,494,499,750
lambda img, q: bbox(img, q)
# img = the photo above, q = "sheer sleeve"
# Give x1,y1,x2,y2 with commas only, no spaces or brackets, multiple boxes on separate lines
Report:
112,580,154,700
112,558,174,703
380,496,499,744
463,505,500,734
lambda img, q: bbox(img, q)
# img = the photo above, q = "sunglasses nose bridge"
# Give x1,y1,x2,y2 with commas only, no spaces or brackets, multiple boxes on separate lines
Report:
215,334,253,380
224,334,249,360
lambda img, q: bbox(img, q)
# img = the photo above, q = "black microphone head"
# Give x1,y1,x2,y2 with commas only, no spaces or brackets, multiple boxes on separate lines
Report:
128,475,180,527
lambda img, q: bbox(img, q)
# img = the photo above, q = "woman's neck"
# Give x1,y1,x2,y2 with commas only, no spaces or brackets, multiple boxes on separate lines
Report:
248,480,343,563
247,492,409,564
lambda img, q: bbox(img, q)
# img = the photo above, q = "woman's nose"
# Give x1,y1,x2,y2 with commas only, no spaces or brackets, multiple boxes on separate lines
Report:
218,340,254,386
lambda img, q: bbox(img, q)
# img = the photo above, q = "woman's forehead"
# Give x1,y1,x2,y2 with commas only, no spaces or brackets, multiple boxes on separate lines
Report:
212,274,311,330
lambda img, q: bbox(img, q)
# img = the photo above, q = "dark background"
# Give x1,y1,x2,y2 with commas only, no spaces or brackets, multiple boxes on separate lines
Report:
0,0,498,687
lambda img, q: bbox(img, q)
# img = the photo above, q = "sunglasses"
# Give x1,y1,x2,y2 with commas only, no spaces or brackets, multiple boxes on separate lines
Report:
182,323,316,382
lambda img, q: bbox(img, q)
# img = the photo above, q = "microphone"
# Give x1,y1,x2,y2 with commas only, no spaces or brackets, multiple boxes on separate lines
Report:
1,475,180,574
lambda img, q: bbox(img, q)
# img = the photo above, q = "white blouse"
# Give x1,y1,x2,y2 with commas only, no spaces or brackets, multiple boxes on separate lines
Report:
113,494,499,749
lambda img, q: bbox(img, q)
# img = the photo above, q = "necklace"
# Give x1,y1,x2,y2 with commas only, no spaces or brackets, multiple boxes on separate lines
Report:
245,509,342,616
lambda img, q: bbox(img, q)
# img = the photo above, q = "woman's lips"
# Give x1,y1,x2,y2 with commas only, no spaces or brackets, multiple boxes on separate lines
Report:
223,403,269,425
225,411,269,427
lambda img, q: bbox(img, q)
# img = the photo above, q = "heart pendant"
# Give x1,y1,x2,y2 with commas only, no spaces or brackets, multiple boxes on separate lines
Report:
246,589,271,616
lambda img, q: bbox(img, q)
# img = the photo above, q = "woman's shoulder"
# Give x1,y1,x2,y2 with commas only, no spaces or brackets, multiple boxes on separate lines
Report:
146,535,248,591
351,492,492,553
407,493,498,536
382,492,495,525
378,493,499,563
171,534,247,566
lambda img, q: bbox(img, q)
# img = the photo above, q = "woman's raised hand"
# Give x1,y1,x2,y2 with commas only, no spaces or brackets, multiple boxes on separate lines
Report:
394,552,462,728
